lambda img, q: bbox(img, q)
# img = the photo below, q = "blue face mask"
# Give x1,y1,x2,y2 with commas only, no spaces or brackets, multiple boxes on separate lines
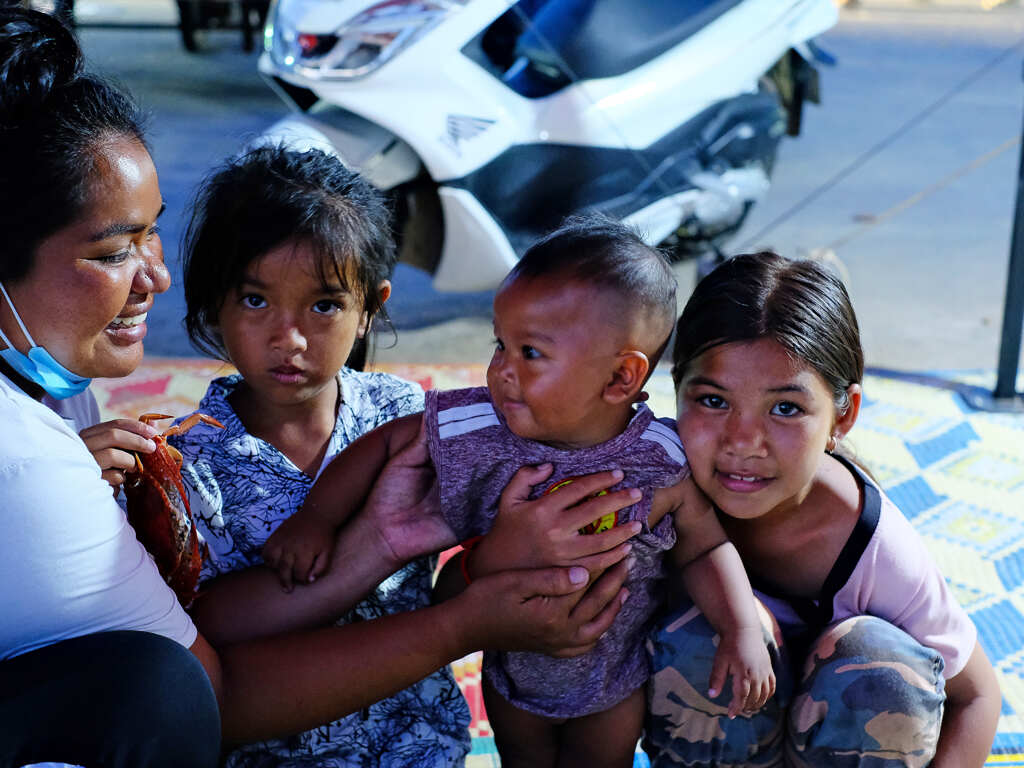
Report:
0,280,91,399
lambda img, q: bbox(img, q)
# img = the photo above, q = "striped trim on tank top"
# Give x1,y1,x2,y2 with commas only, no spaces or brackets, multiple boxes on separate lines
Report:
640,420,687,467
438,401,500,439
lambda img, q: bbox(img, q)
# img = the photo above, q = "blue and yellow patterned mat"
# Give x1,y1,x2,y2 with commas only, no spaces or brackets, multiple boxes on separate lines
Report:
92,360,1024,765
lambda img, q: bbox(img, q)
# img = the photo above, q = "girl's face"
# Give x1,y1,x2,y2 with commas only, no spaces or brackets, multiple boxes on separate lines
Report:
217,240,388,409
675,337,858,523
2,137,168,379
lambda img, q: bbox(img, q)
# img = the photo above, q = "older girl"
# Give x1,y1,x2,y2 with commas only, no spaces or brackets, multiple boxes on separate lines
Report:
645,252,1001,767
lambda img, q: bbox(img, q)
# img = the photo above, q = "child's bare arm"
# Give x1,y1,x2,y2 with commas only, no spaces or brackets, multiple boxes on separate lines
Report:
668,476,775,717
932,640,1001,767
658,474,729,564
262,413,424,589
678,544,774,717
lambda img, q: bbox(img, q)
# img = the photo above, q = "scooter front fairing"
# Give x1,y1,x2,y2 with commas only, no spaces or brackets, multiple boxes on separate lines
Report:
257,0,838,291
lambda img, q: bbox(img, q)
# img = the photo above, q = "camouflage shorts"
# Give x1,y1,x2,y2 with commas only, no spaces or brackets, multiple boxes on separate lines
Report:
644,602,946,768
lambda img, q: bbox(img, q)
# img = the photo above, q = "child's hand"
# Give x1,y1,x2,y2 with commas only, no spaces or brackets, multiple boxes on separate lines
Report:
709,626,775,719
262,514,337,592
78,418,160,493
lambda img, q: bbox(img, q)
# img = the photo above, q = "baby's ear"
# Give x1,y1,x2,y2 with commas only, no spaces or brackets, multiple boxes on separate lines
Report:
604,350,650,404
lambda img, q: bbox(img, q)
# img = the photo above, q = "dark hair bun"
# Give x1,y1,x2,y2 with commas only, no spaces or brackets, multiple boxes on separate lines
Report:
0,7,82,125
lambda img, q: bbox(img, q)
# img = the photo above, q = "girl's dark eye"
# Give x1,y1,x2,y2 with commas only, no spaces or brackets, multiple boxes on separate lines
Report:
696,394,726,409
313,299,342,314
242,294,266,309
522,346,540,360
494,338,505,351
771,401,802,417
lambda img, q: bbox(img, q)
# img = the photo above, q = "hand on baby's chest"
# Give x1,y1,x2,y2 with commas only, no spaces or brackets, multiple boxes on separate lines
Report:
542,477,623,534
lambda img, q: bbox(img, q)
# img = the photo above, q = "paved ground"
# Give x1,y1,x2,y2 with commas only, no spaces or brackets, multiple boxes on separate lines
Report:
65,0,1024,25
382,3,1024,383
66,0,1024,394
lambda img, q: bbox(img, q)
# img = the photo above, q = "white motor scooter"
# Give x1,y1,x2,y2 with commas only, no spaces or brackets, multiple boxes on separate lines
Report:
257,0,837,291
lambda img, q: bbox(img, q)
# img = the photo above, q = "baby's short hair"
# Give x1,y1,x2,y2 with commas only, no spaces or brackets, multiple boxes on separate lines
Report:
505,213,677,351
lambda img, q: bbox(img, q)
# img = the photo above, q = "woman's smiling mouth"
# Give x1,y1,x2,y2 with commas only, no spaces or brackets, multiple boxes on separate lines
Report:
109,312,147,328
105,311,148,343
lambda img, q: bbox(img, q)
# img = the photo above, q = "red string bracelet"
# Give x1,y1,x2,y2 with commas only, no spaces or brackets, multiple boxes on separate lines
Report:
459,536,484,585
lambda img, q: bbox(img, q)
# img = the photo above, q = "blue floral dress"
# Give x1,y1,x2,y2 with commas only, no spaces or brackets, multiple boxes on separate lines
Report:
169,370,470,768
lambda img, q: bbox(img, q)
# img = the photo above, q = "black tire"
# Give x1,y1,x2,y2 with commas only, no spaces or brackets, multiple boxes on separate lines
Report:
240,0,255,52
241,1,269,52
177,0,200,52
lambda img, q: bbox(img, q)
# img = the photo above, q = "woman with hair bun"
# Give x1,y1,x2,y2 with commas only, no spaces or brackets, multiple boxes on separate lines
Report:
0,9,635,766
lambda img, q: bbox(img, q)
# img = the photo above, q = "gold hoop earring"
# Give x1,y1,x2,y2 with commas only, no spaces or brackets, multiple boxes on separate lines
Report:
827,435,838,453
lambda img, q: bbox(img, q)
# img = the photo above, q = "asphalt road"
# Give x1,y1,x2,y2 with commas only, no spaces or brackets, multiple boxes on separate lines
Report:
78,6,1024,378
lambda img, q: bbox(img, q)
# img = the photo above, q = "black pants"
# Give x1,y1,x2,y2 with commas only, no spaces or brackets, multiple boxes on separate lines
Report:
0,631,220,768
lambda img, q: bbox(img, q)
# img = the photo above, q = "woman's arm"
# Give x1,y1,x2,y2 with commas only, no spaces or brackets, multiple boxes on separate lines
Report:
189,507,409,645
191,419,452,644
931,641,1001,767
192,560,630,745
193,427,641,646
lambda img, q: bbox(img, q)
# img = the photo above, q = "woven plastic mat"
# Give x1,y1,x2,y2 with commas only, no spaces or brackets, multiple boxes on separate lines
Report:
91,360,1024,766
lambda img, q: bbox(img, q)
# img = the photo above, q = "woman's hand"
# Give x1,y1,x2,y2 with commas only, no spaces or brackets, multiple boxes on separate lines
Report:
468,464,641,580
78,418,160,493
360,416,457,568
461,558,631,658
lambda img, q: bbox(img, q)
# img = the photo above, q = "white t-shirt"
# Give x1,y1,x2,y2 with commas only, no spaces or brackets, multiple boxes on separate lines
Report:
0,372,196,660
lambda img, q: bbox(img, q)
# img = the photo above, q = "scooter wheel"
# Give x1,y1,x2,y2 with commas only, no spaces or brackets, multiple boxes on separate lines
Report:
177,0,200,52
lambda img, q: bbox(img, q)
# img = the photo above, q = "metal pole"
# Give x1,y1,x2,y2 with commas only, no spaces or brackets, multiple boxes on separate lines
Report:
993,63,1024,400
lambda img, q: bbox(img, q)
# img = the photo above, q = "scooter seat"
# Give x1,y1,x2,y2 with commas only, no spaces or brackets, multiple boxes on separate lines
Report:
516,0,744,82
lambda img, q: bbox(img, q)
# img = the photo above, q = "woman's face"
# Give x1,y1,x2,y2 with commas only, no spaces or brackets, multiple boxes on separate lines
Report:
675,337,851,523
1,137,168,379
